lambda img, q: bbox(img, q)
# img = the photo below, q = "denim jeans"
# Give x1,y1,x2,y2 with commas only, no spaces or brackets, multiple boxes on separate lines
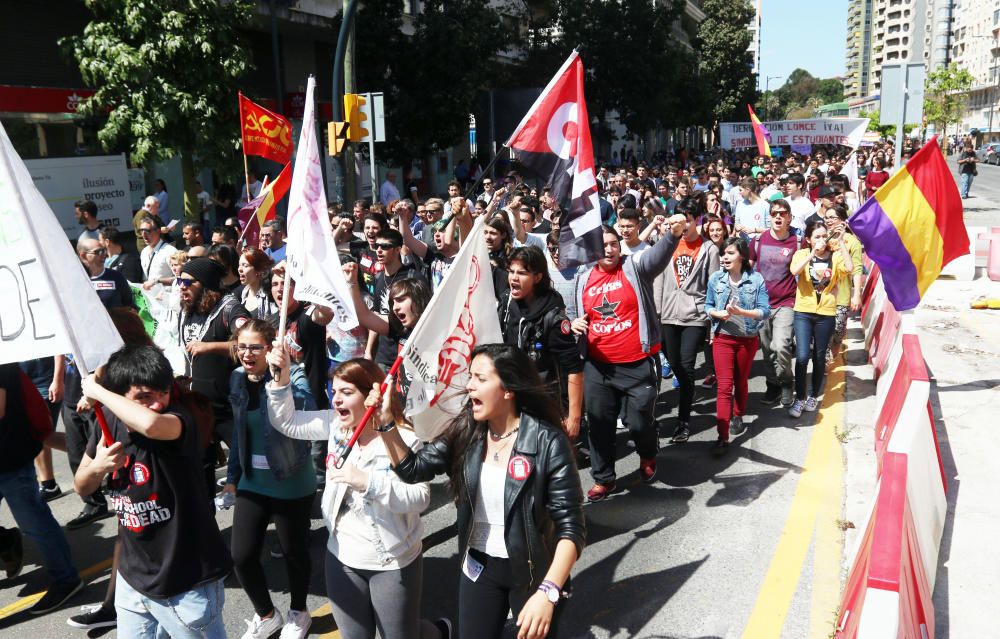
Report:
759,306,796,388
959,171,974,198
793,311,837,400
116,573,226,639
0,463,78,585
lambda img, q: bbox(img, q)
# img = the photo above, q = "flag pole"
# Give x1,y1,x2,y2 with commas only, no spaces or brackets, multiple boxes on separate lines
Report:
0,140,114,446
238,92,253,211
463,145,511,202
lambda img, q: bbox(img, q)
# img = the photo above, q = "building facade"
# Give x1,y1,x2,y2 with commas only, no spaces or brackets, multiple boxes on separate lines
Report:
845,0,876,99
951,0,1000,140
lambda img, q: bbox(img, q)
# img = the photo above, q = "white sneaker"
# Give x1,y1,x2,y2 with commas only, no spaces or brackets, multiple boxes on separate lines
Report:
803,396,819,412
280,609,312,639
787,399,804,419
241,610,284,639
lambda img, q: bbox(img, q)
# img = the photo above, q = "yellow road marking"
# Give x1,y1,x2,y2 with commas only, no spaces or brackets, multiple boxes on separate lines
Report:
310,601,341,638
741,364,846,638
808,368,847,638
0,557,113,620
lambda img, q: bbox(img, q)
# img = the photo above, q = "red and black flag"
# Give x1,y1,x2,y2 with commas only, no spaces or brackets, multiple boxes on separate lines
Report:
506,52,603,268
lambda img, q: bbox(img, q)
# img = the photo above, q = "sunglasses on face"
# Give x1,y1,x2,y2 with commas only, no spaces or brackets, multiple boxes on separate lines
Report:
175,276,197,288
770,210,791,217
375,243,400,251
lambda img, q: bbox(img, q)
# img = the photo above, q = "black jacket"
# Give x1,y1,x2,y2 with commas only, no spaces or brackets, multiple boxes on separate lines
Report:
499,289,582,387
393,413,585,611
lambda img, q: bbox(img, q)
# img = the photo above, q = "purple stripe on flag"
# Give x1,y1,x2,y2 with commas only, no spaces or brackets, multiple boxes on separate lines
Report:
849,198,921,311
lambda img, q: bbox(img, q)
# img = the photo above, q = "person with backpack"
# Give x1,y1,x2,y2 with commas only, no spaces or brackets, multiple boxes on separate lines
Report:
499,246,583,441
0,362,83,615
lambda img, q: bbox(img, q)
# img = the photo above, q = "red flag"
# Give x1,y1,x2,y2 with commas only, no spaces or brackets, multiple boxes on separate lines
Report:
506,52,602,268
239,92,293,164
238,163,291,248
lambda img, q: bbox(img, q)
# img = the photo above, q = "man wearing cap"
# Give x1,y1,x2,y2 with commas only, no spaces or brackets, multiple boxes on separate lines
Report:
177,258,250,448
804,185,839,227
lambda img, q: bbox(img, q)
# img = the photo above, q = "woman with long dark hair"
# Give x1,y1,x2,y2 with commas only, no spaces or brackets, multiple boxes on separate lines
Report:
704,237,770,455
374,344,586,639
264,351,445,639
238,247,276,319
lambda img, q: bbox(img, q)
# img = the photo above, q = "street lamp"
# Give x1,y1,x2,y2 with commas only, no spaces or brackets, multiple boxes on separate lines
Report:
764,75,783,122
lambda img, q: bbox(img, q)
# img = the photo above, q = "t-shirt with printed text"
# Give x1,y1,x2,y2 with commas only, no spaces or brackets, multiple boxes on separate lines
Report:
582,266,656,364
672,236,704,286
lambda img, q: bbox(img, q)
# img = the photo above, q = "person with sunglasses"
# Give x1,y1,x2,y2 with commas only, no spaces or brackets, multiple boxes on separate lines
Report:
748,199,801,408
369,228,428,366
224,320,318,639
77,238,137,311
138,215,178,291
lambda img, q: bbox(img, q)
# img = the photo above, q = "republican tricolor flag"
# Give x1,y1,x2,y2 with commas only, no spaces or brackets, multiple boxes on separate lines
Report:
849,137,969,311
748,104,771,158
507,52,603,268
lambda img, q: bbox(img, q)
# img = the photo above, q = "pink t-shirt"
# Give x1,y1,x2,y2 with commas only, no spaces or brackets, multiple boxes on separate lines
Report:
750,231,801,308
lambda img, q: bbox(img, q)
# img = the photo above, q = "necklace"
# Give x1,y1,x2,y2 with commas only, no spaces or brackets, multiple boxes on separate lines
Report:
488,427,519,442
490,435,517,462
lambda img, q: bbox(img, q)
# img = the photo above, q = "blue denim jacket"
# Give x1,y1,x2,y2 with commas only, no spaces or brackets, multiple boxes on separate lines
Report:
227,365,315,484
704,269,771,336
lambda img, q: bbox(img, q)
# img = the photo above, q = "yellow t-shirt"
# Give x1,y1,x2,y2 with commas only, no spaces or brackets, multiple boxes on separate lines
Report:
834,234,863,307
792,248,847,316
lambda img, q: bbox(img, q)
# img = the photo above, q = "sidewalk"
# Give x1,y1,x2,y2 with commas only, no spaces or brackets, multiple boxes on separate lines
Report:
840,191,1000,637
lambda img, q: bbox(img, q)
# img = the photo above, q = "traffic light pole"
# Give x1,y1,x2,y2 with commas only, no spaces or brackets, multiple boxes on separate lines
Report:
332,0,359,204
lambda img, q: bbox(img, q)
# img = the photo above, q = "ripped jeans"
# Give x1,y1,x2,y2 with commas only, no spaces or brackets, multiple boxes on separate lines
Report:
116,573,226,639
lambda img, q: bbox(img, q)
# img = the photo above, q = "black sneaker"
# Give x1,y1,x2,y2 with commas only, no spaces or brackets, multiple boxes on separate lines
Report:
434,617,453,639
761,384,782,406
39,484,63,502
0,527,24,578
67,603,117,629
730,415,746,437
29,579,83,615
66,503,112,530
711,439,730,456
670,423,690,443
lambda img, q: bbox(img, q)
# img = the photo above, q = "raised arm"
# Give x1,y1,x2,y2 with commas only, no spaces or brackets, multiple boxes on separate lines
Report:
80,374,181,441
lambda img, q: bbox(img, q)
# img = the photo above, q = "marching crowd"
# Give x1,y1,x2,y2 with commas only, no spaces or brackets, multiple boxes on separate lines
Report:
2,141,908,639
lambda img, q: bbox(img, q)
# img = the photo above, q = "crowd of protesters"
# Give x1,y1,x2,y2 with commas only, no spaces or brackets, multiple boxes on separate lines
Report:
2,138,916,638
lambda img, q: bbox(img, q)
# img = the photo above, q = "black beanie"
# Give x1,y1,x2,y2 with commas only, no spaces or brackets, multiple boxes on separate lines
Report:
181,257,225,292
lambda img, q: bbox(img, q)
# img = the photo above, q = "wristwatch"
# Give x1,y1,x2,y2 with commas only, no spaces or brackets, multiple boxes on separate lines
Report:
537,580,562,604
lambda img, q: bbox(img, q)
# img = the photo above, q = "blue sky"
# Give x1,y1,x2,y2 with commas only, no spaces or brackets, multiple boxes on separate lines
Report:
757,0,848,90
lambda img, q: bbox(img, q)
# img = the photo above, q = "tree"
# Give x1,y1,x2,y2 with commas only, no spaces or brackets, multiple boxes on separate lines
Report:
520,0,691,144
351,0,506,165
924,63,975,145
696,0,757,124
62,0,255,219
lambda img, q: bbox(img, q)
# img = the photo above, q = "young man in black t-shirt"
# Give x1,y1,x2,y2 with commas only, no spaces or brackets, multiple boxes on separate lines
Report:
368,228,427,366
76,346,230,637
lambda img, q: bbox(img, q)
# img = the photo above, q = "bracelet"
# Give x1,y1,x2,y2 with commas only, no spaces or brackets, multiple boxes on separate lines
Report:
374,421,396,433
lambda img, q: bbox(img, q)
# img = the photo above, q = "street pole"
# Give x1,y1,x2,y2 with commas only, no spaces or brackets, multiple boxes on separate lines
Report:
764,75,782,122
331,0,359,204
344,9,358,206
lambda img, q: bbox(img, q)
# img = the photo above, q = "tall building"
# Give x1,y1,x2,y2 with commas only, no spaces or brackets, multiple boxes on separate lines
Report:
845,0,876,98
950,0,999,140
870,0,929,94
748,0,762,76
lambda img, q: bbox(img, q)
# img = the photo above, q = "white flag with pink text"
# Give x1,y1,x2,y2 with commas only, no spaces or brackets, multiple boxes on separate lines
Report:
284,76,357,329
399,215,503,441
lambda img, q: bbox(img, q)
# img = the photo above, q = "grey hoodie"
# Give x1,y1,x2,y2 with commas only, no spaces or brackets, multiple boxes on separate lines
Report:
575,232,680,358
652,236,721,327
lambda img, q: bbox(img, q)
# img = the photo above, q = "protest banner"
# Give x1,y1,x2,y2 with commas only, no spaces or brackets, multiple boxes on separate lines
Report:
720,117,869,151
24,153,132,240
0,121,123,377
283,76,358,333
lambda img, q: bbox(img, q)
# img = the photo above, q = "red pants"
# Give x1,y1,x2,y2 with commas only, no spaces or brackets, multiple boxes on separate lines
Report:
712,333,759,441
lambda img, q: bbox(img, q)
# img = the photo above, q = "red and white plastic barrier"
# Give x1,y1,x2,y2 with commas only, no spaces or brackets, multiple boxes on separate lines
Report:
835,453,935,638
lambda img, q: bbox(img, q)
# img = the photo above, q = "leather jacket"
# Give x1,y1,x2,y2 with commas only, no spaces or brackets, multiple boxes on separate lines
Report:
393,412,585,611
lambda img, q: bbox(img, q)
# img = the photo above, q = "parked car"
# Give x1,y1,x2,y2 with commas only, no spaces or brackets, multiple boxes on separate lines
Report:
975,142,1000,165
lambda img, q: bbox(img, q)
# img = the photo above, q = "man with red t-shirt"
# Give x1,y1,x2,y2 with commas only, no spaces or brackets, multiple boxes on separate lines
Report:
573,214,686,501
749,198,801,407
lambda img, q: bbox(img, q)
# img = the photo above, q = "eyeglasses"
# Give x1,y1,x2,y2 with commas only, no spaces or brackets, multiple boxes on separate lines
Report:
374,243,400,251
482,181,492,186
175,276,197,288
770,210,791,217
82,248,106,257
235,344,266,355
139,228,155,234
547,245,559,253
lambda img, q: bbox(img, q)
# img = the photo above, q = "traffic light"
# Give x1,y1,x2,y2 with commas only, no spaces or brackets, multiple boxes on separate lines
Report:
328,121,349,156
343,93,370,142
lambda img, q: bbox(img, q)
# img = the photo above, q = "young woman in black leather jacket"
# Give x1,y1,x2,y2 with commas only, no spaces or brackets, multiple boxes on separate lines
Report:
371,344,585,639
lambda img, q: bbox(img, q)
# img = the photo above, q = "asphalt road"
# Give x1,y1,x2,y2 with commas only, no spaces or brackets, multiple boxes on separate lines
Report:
0,351,845,639
11,163,992,638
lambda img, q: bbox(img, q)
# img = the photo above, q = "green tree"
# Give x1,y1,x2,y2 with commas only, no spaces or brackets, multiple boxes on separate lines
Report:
520,0,690,144
924,63,975,145
62,0,255,219
696,0,757,124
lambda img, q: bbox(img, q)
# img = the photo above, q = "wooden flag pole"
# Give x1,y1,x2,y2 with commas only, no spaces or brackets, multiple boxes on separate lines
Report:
238,92,253,212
